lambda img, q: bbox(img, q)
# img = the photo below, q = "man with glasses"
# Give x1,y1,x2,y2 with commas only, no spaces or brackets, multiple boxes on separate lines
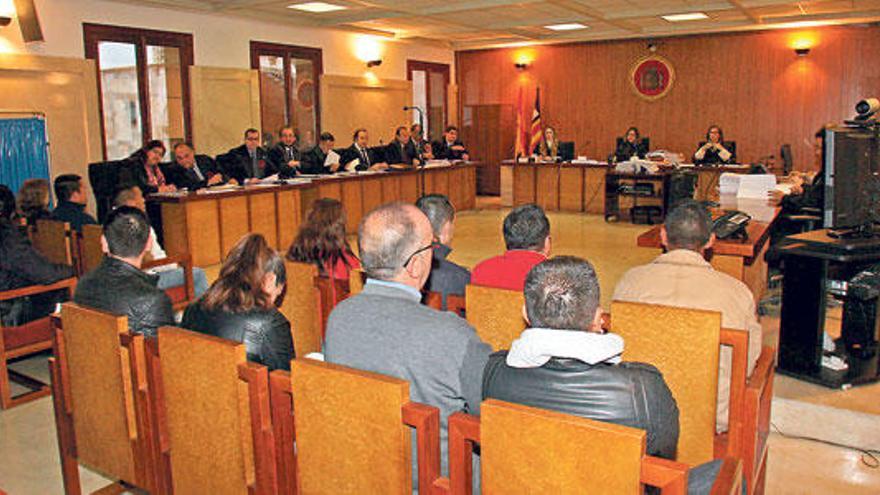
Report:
217,128,273,184
324,202,491,487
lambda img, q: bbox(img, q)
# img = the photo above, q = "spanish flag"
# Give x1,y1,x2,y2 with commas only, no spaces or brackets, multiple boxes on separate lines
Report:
529,88,543,154
514,86,528,158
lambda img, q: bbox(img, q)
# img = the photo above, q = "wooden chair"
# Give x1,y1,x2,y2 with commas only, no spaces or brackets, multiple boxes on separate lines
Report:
279,261,322,357
157,326,278,495
348,268,366,296
313,274,350,339
423,291,466,317
610,301,775,494
78,224,196,311
76,224,104,275
0,277,76,409
49,303,158,493
465,284,526,351
448,399,743,494
610,301,723,465
31,219,77,267
290,358,445,494
268,370,297,495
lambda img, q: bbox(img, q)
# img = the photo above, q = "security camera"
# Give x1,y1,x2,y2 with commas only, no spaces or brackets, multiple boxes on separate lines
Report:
855,98,879,120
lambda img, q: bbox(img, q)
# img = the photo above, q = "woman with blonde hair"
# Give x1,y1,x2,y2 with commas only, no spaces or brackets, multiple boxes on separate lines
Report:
17,178,51,226
286,198,360,281
182,233,293,370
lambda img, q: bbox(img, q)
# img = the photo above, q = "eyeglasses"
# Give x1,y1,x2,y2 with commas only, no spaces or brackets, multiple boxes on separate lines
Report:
402,242,435,268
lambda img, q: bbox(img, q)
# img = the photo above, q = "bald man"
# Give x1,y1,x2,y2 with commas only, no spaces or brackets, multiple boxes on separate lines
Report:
324,202,490,485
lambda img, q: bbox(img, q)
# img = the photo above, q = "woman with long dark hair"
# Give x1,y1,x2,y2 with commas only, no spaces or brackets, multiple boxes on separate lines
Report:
693,125,735,165
286,198,360,281
182,233,294,370
125,140,176,194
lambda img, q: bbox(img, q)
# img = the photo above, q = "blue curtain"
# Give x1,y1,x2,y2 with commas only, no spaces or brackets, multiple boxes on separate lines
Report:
0,117,51,202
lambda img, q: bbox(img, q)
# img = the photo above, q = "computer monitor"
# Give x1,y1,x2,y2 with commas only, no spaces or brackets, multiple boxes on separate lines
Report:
780,144,793,175
822,126,880,231
558,141,575,162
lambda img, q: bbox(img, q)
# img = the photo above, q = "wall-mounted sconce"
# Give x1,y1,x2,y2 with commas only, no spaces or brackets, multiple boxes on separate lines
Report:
366,59,382,68
794,47,810,57
647,42,658,52
0,16,11,27
514,62,529,70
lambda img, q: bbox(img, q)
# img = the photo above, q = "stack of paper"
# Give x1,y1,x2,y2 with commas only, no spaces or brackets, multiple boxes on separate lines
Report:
719,173,742,195
736,174,777,199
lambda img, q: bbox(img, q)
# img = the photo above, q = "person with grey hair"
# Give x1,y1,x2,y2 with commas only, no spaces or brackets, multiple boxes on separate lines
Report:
324,202,491,486
416,194,470,310
613,200,762,434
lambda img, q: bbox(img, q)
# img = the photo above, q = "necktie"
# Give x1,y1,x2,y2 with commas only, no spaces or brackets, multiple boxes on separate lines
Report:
192,163,205,181
360,148,370,167
250,150,262,179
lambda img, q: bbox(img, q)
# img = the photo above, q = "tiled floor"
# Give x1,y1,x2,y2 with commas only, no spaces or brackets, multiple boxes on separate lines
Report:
2,202,878,493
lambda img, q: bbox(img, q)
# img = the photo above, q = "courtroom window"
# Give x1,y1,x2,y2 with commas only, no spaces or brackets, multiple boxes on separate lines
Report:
407,60,450,142
84,23,194,160
250,41,323,149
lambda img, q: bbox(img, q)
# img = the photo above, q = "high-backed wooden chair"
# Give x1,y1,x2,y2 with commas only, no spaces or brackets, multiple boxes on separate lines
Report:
314,274,350,338
49,303,158,493
424,291,466,317
77,224,104,275
268,371,297,495
279,261,322,357
610,301,722,466
158,326,277,495
465,285,526,351
348,268,366,296
290,358,445,494
609,301,774,494
32,219,76,267
448,399,742,494
0,278,76,409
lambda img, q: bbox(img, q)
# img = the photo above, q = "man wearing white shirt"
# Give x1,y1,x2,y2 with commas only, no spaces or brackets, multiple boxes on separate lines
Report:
341,128,389,172
113,186,209,297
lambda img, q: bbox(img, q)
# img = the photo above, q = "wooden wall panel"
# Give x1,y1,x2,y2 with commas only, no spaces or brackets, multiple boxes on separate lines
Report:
190,66,261,157
457,24,880,183
218,196,249,258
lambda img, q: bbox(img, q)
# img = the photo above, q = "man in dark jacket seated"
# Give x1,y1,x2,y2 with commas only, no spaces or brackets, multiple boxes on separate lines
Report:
0,185,74,325
266,126,301,178
166,142,230,190
300,132,340,175
216,128,273,184
50,174,98,233
73,206,174,337
385,126,420,167
416,194,469,309
338,128,389,172
483,256,726,493
432,125,470,161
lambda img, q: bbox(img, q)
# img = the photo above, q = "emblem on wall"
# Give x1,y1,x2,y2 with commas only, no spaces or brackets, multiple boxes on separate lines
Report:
630,56,675,101
296,79,315,108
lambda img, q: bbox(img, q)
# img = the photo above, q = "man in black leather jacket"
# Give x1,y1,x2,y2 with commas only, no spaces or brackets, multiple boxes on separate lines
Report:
74,206,174,337
482,256,679,458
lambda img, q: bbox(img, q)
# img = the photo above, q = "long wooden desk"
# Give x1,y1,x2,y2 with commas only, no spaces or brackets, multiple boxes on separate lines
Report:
500,161,751,213
636,197,779,301
151,163,477,267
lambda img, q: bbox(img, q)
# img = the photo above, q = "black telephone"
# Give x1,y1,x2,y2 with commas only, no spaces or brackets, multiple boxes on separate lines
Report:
713,210,751,240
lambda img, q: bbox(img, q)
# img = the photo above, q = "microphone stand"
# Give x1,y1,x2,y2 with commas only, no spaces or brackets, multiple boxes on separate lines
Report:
406,105,427,197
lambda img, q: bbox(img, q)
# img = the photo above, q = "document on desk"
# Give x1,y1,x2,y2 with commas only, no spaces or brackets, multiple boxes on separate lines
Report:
736,174,777,199
719,173,742,195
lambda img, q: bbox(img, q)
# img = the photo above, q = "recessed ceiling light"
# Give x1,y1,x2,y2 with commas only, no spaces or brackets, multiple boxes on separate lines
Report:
545,23,588,31
661,12,709,22
288,2,347,13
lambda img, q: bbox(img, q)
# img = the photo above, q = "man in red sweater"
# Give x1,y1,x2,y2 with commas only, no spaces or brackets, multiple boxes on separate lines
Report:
471,204,551,291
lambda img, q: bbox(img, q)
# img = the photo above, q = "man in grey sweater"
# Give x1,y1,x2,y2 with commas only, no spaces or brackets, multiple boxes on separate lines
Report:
325,202,491,484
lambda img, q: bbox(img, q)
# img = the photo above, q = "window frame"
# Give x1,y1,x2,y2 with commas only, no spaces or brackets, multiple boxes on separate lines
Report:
83,22,195,160
406,60,451,141
250,40,324,140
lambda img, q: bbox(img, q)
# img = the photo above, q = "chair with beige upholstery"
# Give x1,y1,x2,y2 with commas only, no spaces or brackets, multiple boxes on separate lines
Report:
465,284,526,351
279,261,322,357
290,358,444,494
610,301,774,494
158,326,278,495
447,399,743,495
50,303,159,493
